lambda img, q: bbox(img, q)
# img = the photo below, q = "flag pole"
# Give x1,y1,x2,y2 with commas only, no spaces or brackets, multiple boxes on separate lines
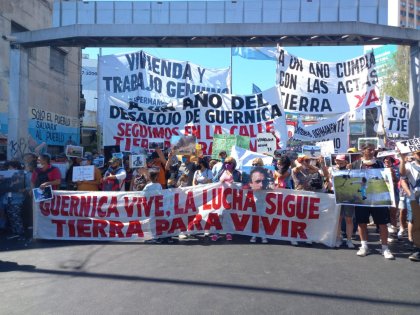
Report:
230,47,233,93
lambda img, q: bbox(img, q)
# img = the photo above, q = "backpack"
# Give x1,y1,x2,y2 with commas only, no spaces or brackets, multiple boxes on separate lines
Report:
306,172,323,190
35,167,55,188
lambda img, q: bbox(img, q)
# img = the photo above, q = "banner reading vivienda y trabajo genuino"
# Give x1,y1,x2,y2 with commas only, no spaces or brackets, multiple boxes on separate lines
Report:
103,86,288,155
97,50,231,124
33,183,338,247
276,47,380,115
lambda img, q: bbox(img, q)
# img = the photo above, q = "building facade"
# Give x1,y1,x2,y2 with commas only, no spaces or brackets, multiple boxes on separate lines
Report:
0,0,81,160
389,0,420,29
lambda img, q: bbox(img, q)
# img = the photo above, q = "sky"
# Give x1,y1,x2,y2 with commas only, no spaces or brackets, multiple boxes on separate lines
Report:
83,45,364,95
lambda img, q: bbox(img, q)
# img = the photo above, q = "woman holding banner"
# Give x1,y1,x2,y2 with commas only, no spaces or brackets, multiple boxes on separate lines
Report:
213,156,241,242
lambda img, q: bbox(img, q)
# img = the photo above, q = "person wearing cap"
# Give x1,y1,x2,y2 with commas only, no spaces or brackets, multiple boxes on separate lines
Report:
75,155,102,191
326,154,355,249
102,157,127,191
212,150,227,182
399,149,420,261
31,153,62,190
349,143,394,259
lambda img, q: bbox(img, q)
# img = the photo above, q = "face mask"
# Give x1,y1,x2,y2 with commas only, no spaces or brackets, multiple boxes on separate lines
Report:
182,157,187,163
362,159,376,166
37,163,43,169
224,163,233,171
221,158,225,163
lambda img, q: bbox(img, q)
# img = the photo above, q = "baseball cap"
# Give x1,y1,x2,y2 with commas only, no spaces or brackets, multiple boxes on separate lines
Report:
335,154,347,161
109,157,121,164
347,147,358,153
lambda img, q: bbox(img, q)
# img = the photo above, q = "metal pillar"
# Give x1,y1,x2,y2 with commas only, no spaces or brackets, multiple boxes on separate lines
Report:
8,46,29,160
409,44,420,138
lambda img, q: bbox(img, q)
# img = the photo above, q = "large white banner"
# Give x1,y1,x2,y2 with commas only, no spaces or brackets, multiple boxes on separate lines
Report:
33,184,339,247
97,50,231,124
292,113,349,152
276,47,380,115
381,95,409,137
103,86,288,155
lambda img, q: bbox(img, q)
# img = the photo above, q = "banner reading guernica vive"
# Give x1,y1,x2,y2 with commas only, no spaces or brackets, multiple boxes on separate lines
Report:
33,183,338,247
103,86,288,155
276,48,380,115
97,50,231,124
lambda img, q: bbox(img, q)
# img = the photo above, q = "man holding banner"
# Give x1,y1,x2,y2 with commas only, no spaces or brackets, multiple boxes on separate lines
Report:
349,143,394,260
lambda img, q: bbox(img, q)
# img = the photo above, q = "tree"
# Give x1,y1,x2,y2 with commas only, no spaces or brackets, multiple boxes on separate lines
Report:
380,45,410,102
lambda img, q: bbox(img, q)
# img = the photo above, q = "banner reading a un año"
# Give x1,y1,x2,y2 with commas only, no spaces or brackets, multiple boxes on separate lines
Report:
103,86,288,155
97,50,231,124
33,183,339,247
276,47,380,115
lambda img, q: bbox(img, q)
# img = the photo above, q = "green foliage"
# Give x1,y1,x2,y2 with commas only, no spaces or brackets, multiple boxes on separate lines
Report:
380,46,409,102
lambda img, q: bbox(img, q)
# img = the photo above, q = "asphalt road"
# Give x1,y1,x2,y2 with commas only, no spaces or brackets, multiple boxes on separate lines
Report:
1,230,419,315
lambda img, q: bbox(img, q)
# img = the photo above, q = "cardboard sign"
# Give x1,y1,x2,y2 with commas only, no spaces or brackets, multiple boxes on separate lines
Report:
72,165,94,182
396,137,420,154
256,133,276,155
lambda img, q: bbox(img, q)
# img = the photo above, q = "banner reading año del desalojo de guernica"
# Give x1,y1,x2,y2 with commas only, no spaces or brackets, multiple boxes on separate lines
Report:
103,86,288,155
33,183,339,247
97,50,231,124
292,113,349,152
276,48,380,115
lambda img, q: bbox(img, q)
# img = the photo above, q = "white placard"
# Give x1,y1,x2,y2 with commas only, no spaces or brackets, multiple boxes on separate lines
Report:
72,165,95,182
256,132,277,154
396,137,420,154
316,140,335,156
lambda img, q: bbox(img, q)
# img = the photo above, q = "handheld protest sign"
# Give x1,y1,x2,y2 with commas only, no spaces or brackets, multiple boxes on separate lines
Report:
33,186,53,203
149,139,164,151
129,154,147,168
65,145,83,158
93,157,104,168
72,165,95,182
170,135,196,155
212,134,250,159
357,137,379,151
256,132,276,155
112,152,124,160
332,168,395,207
396,137,420,154
302,145,321,158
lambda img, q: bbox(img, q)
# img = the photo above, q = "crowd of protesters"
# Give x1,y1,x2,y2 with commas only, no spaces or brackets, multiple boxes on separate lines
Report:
0,144,419,262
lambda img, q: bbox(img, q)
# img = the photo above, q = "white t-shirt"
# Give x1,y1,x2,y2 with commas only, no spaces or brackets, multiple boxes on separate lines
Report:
142,182,162,192
193,168,213,185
